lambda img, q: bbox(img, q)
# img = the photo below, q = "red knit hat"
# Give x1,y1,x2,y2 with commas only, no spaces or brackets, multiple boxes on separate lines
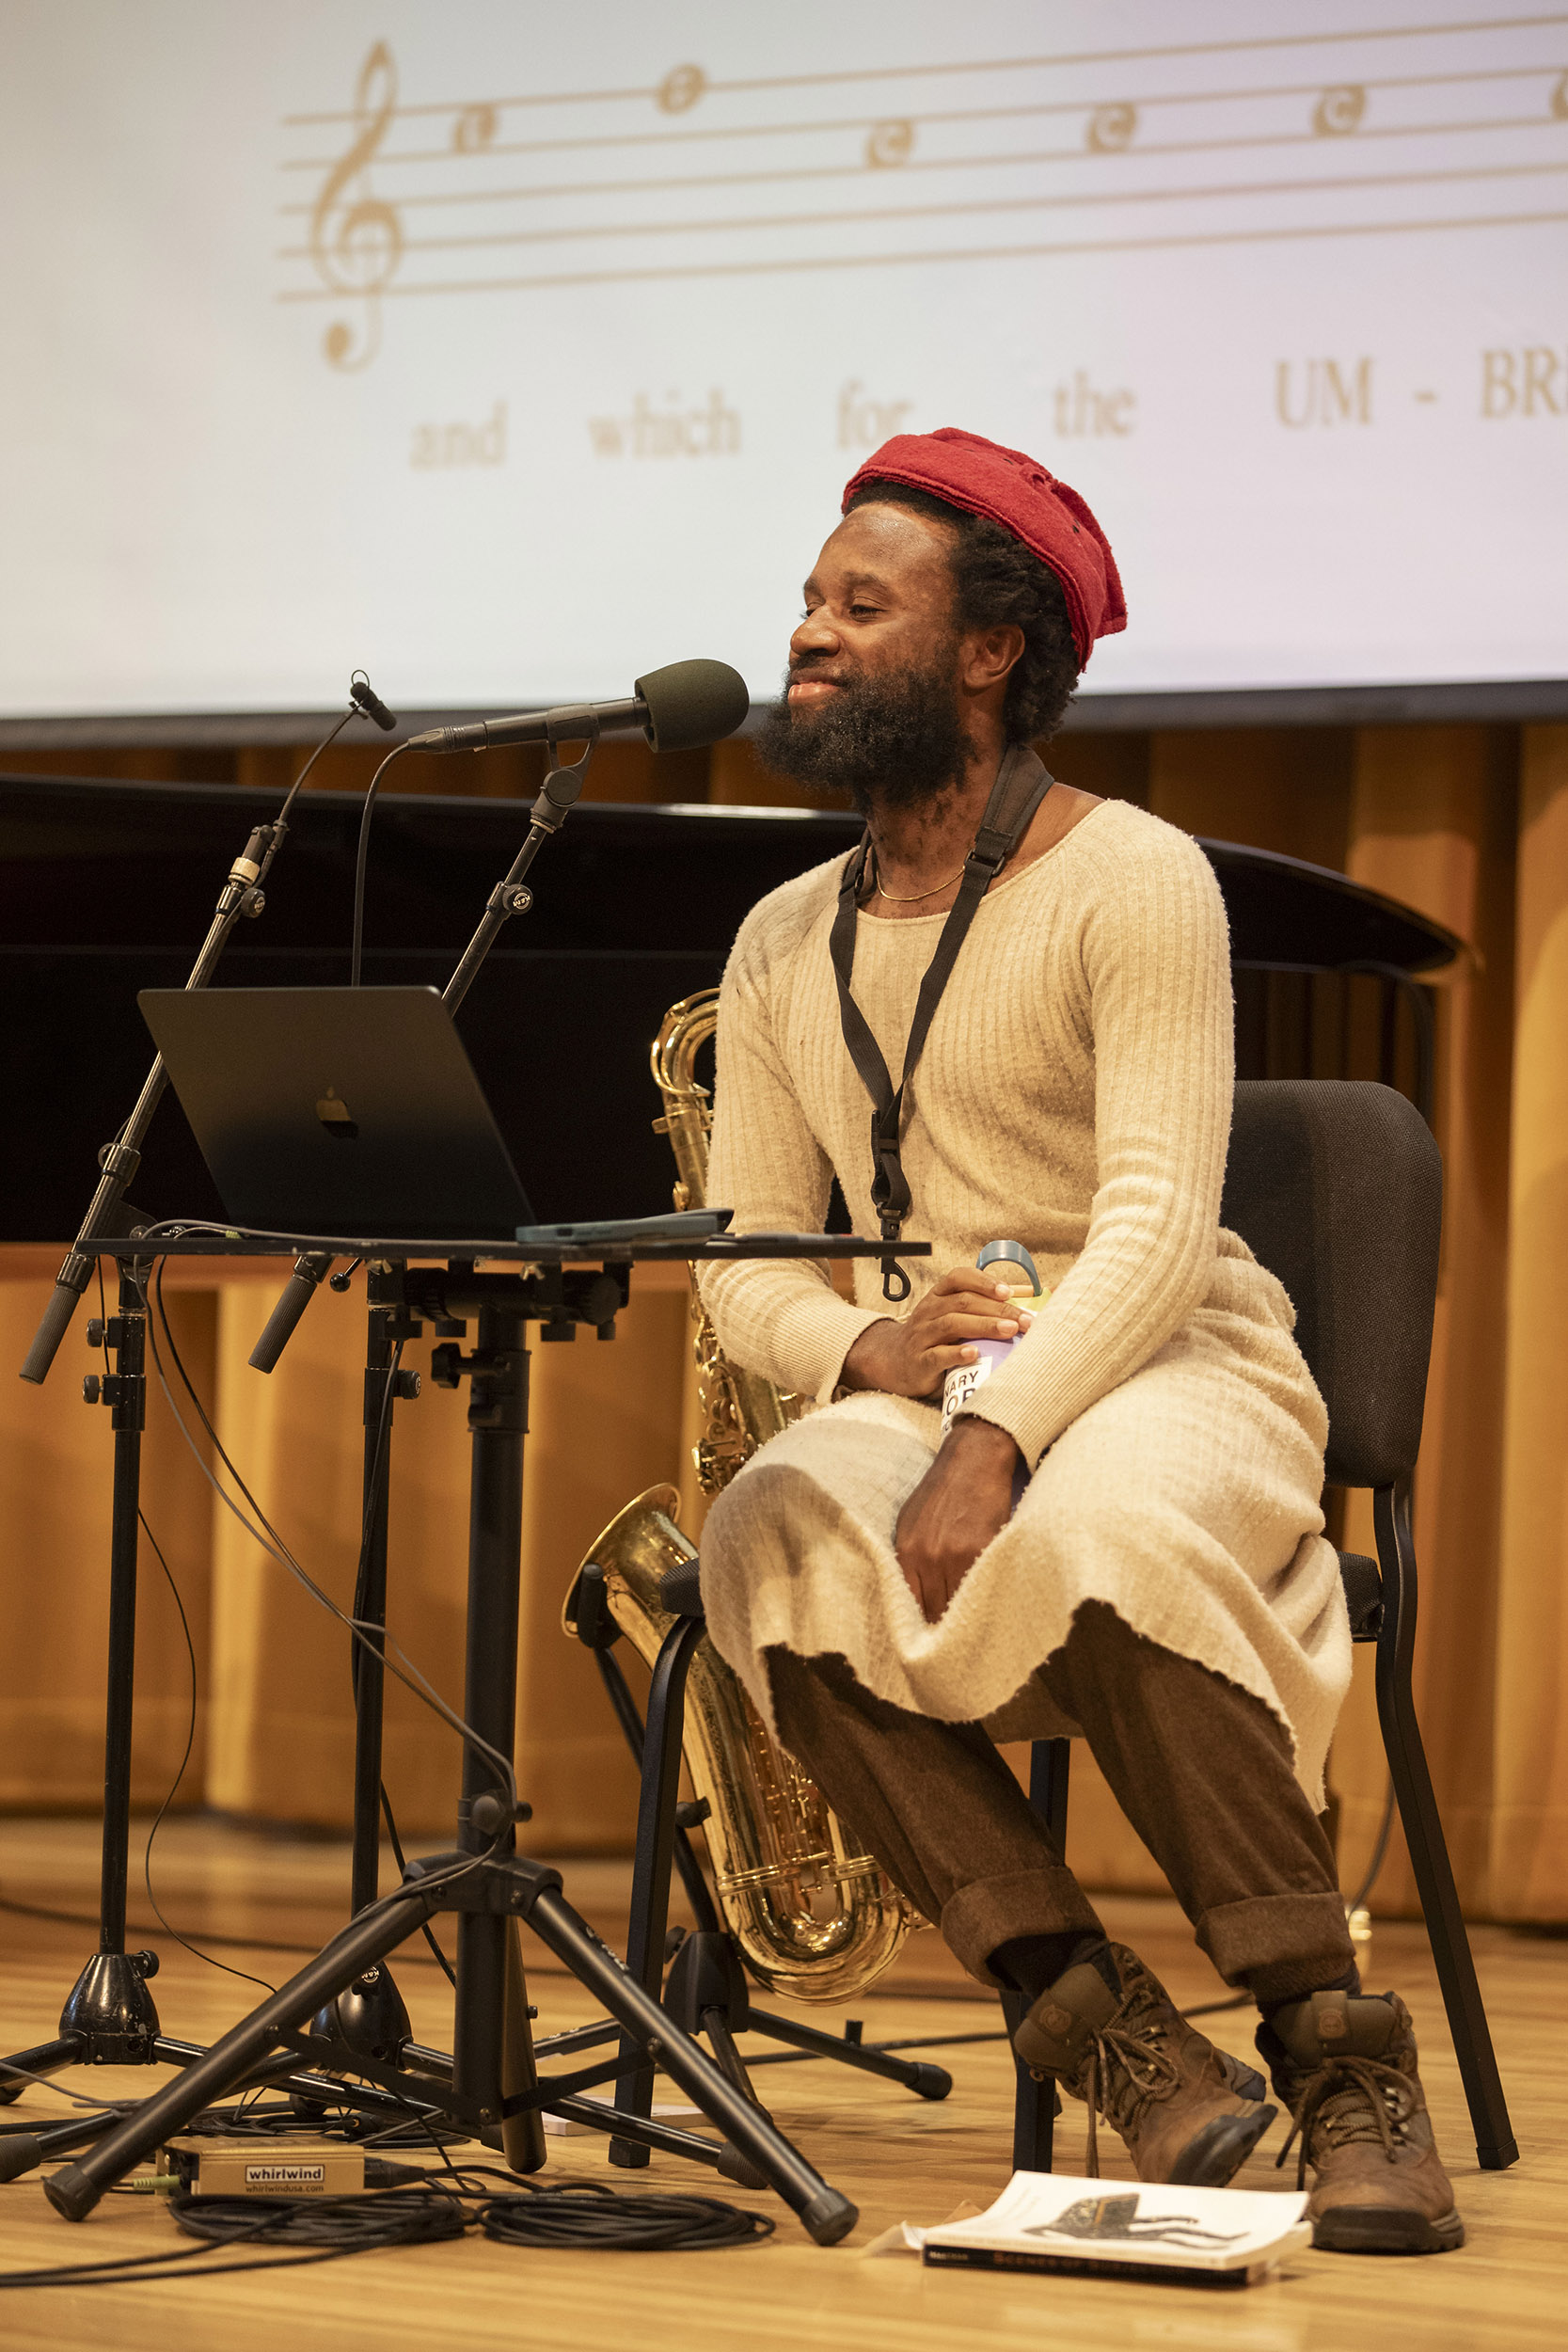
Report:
842,427,1127,670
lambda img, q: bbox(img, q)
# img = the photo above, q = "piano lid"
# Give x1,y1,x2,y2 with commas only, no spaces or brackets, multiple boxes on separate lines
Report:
0,775,1460,1241
0,774,1460,973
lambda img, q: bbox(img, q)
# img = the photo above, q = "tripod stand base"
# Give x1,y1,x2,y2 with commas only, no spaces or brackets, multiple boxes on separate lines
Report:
315,1963,414,2067
0,1947,164,2106
59,1947,162,2060
42,1857,859,2243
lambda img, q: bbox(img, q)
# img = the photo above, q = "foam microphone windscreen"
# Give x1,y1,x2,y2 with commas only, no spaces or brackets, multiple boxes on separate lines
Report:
635,659,750,753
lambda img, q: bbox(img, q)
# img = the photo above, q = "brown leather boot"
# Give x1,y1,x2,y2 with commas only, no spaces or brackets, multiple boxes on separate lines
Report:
1258,1989,1465,2254
1013,1942,1277,2185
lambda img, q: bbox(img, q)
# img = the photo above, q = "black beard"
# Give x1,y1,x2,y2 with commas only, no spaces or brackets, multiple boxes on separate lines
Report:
757,651,976,814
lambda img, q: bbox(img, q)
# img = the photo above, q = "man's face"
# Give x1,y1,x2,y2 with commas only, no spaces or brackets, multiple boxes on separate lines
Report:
758,502,975,810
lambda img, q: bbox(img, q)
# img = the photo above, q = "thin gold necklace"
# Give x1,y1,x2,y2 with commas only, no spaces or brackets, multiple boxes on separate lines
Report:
869,846,968,904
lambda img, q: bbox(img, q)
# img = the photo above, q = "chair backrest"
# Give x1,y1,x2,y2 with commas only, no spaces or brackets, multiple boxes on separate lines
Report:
1219,1080,1441,1490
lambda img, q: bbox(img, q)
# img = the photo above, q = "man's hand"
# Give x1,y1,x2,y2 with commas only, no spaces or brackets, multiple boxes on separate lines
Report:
894,1418,1023,1624
841,1264,1034,1401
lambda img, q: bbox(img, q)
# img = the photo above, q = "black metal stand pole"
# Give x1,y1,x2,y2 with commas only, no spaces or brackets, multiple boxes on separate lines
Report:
350,1270,402,1918
97,1267,146,1964
451,1300,531,2146
316,1265,426,2066
1,1265,163,2100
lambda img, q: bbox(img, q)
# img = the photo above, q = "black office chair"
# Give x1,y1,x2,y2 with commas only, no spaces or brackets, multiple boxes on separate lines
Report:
588,1079,1517,2178
1007,1080,1516,2175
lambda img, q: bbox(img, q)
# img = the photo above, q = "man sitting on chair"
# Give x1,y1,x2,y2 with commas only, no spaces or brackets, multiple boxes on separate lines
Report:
695,428,1463,2256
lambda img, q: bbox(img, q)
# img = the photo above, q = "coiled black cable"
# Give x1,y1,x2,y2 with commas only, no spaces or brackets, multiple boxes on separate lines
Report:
174,2185,469,2254
475,2181,774,2251
0,2175,773,2288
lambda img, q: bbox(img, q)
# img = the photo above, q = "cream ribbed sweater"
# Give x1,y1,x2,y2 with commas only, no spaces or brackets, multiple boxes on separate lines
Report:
696,798,1352,1798
702,799,1232,1456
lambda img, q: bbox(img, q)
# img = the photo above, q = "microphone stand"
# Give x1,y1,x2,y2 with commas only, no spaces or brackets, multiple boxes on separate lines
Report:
248,718,595,1373
0,691,384,2120
246,722,597,2029
20,696,375,1386
441,723,593,1010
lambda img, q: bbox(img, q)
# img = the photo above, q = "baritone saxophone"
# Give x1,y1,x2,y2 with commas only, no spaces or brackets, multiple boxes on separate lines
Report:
562,989,913,2003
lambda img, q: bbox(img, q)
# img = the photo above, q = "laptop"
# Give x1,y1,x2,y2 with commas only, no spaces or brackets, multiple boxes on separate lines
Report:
138,987,536,1240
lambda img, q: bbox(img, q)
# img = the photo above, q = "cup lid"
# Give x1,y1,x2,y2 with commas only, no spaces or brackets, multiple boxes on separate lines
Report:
976,1238,1040,1291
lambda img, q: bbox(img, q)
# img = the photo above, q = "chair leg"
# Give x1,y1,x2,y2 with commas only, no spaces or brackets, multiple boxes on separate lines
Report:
609,1613,705,2168
1005,1738,1072,2171
1372,1482,1518,2169
594,1645,720,1936
1031,1736,1071,1851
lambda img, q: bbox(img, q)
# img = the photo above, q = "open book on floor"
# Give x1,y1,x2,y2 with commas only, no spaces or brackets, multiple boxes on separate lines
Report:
908,2172,1310,2288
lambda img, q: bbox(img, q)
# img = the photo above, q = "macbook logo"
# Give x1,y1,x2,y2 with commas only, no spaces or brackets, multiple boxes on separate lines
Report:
315,1086,358,1140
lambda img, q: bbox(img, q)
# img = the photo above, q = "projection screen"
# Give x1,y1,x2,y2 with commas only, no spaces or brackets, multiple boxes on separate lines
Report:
2,0,1564,723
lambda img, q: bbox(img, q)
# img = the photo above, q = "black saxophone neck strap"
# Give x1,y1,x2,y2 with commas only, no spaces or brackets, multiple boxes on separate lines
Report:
829,744,1054,1302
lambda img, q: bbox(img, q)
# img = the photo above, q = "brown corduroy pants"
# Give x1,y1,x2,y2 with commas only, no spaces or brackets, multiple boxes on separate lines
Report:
768,1600,1355,2009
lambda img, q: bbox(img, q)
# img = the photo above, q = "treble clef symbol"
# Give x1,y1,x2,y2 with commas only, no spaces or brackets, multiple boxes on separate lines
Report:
309,41,403,371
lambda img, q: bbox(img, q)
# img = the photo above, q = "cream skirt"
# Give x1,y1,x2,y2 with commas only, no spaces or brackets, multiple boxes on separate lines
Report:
698,1246,1353,1806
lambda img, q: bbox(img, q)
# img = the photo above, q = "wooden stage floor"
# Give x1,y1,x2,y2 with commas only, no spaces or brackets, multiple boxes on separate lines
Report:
0,1816,1562,2349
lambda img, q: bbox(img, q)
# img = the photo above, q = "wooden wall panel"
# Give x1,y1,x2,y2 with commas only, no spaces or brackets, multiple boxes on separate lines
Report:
1333,727,1517,1916
0,1281,214,1810
203,1276,685,1850
1494,724,1568,1918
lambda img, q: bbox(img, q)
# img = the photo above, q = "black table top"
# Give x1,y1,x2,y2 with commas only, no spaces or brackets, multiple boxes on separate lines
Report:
91,1229,927,1266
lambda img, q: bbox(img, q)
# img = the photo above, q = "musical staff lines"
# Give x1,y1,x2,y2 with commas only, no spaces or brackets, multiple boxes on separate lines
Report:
278,13,1568,368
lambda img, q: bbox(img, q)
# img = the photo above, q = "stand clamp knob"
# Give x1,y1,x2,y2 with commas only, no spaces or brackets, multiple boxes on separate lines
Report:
467,1790,534,1838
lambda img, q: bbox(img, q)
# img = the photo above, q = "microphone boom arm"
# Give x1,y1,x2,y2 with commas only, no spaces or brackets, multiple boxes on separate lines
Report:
19,694,377,1385
441,717,594,1014
249,720,596,1375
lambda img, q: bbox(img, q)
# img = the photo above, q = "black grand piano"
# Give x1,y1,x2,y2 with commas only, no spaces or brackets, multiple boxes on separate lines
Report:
0,775,1458,1242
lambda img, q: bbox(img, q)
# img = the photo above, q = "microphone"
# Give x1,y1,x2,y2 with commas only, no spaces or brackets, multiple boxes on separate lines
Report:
350,674,398,731
248,1253,333,1375
405,659,748,757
